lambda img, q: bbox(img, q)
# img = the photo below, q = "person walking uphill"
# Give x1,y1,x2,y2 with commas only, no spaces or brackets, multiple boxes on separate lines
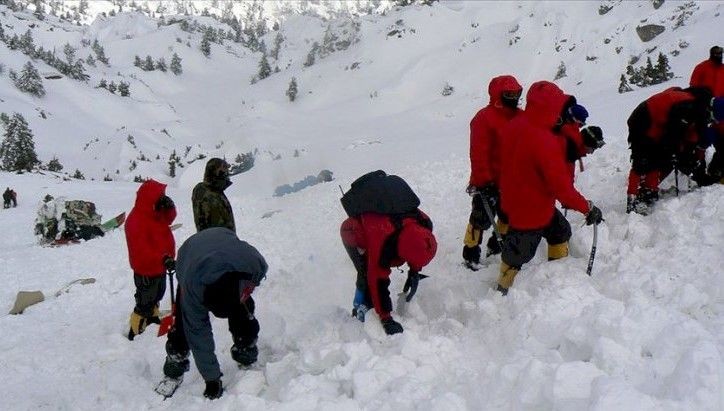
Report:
496,81,603,295
192,158,235,232
159,227,268,400
124,179,177,340
463,75,523,270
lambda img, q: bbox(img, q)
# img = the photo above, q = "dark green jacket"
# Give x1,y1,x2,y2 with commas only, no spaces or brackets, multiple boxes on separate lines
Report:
192,158,235,232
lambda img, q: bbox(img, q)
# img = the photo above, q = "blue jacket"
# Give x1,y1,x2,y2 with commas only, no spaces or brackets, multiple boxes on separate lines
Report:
176,227,268,381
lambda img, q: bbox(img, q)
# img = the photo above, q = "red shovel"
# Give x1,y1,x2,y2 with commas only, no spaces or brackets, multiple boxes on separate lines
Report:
158,268,176,337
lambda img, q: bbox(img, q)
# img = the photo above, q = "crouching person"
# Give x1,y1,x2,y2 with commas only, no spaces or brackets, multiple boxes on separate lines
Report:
162,227,268,400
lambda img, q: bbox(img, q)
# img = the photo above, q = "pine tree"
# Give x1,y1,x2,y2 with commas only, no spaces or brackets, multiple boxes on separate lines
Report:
156,57,167,72
63,43,76,64
618,74,633,93
85,54,96,67
144,55,155,71
19,29,35,54
201,32,212,57
554,61,567,80
170,53,183,75
108,81,117,93
134,55,143,68
654,52,673,84
98,79,108,89
257,51,271,80
271,32,283,60
92,39,109,65
118,81,130,97
0,113,39,172
46,156,63,171
304,42,319,67
286,77,298,102
11,61,45,97
643,57,655,85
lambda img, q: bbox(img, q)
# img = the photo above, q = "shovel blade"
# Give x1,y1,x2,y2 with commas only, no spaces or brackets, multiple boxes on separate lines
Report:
9,291,46,315
158,315,174,337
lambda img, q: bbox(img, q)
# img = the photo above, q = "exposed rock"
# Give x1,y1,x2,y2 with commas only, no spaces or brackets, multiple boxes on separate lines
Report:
636,24,665,42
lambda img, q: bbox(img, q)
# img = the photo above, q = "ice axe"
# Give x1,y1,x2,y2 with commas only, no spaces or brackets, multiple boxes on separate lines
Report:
157,268,176,337
9,278,96,315
474,190,504,252
586,222,599,276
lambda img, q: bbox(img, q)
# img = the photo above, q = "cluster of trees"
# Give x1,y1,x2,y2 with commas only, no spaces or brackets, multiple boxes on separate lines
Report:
304,22,361,68
619,52,673,93
133,53,182,74
0,27,104,82
10,61,45,97
97,79,131,97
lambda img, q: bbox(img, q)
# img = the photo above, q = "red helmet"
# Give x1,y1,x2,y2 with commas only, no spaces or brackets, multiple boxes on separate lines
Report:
397,223,437,271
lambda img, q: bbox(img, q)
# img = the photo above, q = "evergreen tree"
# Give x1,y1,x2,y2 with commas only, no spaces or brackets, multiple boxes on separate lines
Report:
271,32,283,60
134,55,143,68
85,54,96,67
0,113,39,172
156,57,167,72
118,81,130,97
63,43,76,64
304,42,319,67
143,55,155,71
618,74,633,93
46,156,63,171
98,79,108,89
257,51,271,80
554,61,567,80
170,53,183,75
108,81,117,93
11,61,45,97
643,57,655,85
19,29,35,54
286,77,298,102
200,36,211,57
654,52,673,84
92,39,109,65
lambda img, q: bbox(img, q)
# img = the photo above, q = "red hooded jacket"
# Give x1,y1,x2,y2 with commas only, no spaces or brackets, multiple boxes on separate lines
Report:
125,180,177,277
643,88,696,142
341,211,435,320
468,75,522,187
690,60,724,97
499,81,590,230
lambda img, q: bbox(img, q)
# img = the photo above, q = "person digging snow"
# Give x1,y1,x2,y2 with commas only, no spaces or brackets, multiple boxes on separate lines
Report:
124,179,177,340
496,81,603,295
161,227,267,400
463,75,523,270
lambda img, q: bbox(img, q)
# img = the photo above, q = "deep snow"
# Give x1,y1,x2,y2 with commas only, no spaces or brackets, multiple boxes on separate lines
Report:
0,1,722,410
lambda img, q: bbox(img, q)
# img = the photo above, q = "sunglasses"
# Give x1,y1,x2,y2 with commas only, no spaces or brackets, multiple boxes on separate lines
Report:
502,90,522,100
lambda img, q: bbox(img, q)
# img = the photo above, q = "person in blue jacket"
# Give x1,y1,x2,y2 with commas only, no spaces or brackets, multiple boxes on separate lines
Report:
162,227,268,399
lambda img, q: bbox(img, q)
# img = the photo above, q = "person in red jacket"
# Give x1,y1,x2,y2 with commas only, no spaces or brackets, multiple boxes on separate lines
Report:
125,179,177,340
341,211,437,335
554,99,605,183
463,75,522,269
625,87,713,214
690,46,723,97
496,81,603,295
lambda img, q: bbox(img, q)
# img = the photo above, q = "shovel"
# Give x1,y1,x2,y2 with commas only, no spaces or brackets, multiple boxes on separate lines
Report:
158,268,176,337
9,278,96,315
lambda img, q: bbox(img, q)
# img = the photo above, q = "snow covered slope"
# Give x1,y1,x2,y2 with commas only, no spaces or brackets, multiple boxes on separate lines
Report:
0,1,722,410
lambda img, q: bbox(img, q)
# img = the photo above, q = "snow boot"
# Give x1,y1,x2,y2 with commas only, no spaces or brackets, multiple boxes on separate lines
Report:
462,245,482,270
547,242,569,261
497,262,519,295
231,339,258,366
127,311,148,341
163,341,190,379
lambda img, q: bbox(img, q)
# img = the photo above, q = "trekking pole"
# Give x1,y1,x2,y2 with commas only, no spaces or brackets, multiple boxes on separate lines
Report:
477,192,504,252
673,154,679,197
586,222,598,276
158,268,176,337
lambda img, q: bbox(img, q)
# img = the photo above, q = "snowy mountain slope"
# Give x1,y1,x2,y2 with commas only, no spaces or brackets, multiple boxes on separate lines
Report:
0,1,723,410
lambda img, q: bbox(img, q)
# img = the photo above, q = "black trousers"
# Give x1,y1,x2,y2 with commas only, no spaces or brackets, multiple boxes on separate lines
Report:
133,274,166,317
501,209,571,268
166,288,260,357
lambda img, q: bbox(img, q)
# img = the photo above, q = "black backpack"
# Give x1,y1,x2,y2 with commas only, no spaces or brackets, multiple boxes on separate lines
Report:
341,170,432,267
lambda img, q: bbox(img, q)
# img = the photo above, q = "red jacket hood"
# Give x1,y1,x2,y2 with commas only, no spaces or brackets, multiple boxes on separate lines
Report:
135,179,167,213
488,75,522,107
524,81,570,128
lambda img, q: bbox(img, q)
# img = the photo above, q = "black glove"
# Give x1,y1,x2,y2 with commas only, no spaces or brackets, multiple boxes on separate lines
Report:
381,318,404,335
479,183,497,199
163,256,175,271
402,270,428,302
155,195,175,211
203,379,223,400
585,205,604,226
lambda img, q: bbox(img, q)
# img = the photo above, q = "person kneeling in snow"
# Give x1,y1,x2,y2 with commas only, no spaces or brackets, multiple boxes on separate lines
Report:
162,227,268,400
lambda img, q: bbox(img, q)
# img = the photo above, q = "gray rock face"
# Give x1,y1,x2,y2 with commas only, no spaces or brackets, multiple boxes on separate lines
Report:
636,24,666,42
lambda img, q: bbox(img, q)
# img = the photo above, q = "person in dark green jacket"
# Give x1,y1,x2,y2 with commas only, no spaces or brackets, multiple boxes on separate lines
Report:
192,158,235,232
